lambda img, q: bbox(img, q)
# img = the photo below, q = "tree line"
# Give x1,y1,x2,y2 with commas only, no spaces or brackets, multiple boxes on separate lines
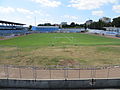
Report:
37,22,85,28
29,16,120,30
87,16,120,30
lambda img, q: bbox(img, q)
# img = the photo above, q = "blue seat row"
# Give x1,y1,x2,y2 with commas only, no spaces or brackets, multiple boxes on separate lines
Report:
0,30,28,36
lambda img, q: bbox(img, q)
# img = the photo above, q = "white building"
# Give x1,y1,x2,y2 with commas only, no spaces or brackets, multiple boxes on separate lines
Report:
60,22,67,28
60,22,67,26
85,20,93,25
99,17,111,23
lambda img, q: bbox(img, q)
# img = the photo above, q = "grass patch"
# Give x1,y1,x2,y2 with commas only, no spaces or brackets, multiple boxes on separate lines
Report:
0,46,120,66
0,33,120,47
0,37,4,39
0,33,120,66
97,46,120,53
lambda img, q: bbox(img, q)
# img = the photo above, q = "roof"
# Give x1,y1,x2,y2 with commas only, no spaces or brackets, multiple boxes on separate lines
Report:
0,20,26,25
37,26,59,28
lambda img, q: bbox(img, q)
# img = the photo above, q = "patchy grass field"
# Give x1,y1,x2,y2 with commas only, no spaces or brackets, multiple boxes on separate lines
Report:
0,33,120,47
0,37,4,39
0,33,120,66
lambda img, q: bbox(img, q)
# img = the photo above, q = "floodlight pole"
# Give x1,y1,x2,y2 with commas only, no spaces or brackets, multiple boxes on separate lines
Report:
35,16,36,26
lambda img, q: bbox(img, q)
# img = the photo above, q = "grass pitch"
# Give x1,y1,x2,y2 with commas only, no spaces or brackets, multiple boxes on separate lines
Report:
0,33,120,66
0,33,120,47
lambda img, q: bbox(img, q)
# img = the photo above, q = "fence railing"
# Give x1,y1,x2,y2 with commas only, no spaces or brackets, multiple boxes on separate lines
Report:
0,64,120,80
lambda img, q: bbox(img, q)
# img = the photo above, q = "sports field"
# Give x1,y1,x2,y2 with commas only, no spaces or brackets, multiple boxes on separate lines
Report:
0,33,120,66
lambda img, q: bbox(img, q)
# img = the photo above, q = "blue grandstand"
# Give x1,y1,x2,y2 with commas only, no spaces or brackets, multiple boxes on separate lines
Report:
32,26,59,33
60,28,85,33
31,26,86,33
0,20,28,36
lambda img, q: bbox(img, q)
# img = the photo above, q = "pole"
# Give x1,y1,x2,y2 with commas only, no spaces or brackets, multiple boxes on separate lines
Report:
49,68,52,79
35,16,36,26
6,65,9,79
19,66,22,79
79,64,81,79
64,66,67,80
4,65,7,79
107,67,110,79
94,67,96,79
32,66,37,81
34,67,37,81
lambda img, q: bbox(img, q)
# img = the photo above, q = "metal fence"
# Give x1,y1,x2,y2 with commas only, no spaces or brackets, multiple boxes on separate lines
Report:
0,64,120,80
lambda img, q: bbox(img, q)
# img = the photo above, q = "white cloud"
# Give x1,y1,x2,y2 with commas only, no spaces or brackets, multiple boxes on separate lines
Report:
16,8,33,14
92,10,104,16
26,16,32,19
0,6,34,15
0,7,15,13
32,0,61,7
34,10,41,14
68,0,118,10
113,5,120,13
61,15,79,20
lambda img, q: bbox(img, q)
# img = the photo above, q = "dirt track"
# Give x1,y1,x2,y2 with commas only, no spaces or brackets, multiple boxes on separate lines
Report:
0,65,120,80
88,33,120,39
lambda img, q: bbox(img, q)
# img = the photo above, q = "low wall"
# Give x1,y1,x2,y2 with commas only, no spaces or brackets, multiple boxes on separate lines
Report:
0,79,120,89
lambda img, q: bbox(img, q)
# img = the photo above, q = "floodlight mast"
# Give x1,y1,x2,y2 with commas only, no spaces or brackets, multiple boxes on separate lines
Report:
35,16,36,26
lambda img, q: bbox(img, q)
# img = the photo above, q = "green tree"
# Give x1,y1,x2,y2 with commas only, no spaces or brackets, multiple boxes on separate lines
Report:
28,25,32,31
38,24,44,26
112,17,120,27
89,20,111,30
70,22,76,27
44,23,51,26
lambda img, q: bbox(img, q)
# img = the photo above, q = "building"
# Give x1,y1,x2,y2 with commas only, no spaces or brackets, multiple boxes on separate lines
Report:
31,26,59,33
60,22,67,28
99,17,111,23
85,20,93,25
60,28,85,33
0,20,27,36
61,22,67,25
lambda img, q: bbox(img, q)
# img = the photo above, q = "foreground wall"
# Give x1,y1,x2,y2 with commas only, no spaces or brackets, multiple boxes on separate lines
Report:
0,79,120,89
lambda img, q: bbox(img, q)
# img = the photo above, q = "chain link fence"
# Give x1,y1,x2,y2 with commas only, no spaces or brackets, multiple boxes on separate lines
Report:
0,64,120,80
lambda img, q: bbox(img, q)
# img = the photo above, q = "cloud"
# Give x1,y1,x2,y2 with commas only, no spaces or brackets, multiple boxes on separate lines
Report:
32,0,61,7
26,16,33,19
0,7,15,13
34,10,41,14
68,0,118,10
17,8,33,14
0,6,45,15
0,6,34,15
61,15,79,20
92,10,104,16
113,5,120,13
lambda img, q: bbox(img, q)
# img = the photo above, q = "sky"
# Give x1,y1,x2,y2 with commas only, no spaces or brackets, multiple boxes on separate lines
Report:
0,0,120,26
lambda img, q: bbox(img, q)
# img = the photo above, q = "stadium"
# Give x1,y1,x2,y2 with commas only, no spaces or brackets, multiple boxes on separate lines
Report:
1,0,120,88
0,20,120,89
0,20,120,66
0,20,87,37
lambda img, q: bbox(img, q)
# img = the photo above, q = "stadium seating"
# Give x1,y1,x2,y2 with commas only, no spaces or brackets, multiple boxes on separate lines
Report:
32,26,59,33
0,30,28,36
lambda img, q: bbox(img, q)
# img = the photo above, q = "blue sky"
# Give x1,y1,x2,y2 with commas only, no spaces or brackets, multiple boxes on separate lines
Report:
0,0,120,26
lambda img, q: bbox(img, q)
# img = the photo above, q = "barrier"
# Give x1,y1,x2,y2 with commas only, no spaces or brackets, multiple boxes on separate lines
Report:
0,64,120,80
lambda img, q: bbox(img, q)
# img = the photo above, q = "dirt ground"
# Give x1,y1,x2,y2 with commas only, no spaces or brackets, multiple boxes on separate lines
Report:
0,65,120,80
88,33,120,39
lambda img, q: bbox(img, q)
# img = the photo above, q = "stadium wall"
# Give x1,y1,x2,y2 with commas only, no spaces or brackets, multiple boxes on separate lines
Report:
0,79,120,89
